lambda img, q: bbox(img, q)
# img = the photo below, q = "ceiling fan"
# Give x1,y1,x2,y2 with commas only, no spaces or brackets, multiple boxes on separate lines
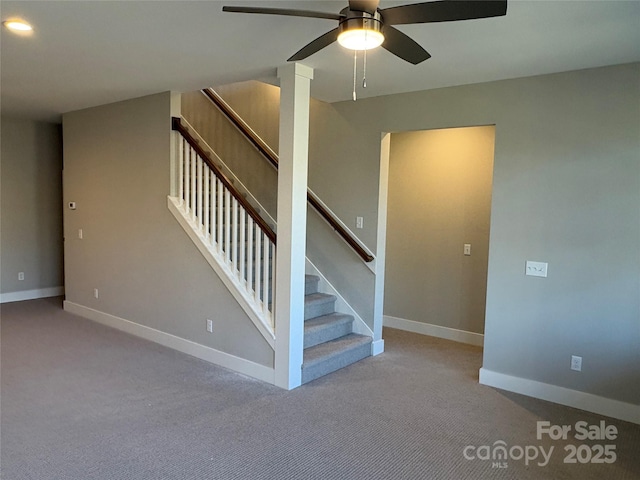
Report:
222,0,508,65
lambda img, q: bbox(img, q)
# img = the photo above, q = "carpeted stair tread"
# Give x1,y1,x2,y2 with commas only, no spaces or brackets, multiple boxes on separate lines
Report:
304,313,354,349
304,292,336,320
302,333,372,384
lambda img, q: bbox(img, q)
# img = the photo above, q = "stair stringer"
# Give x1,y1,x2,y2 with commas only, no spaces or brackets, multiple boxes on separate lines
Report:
167,196,276,349
305,258,374,341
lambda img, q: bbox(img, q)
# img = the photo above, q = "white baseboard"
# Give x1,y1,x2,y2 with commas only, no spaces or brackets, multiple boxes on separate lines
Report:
479,368,640,425
63,301,275,385
383,315,484,347
1,286,65,304
371,339,385,356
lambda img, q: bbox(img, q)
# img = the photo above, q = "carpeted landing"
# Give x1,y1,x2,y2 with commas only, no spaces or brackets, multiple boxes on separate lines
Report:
2,297,639,479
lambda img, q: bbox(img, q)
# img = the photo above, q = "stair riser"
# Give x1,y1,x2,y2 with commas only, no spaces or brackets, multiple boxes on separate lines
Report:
305,277,319,296
304,300,335,321
301,341,371,384
304,320,353,349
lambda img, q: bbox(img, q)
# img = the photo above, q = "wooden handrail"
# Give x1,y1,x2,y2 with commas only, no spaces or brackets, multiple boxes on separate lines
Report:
201,88,374,263
202,88,279,170
171,117,277,244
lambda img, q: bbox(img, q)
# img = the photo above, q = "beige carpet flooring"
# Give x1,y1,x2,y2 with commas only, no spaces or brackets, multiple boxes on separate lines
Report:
1,297,639,479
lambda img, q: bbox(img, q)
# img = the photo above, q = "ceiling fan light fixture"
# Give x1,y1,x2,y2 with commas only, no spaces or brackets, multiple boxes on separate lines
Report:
337,9,384,51
337,28,384,50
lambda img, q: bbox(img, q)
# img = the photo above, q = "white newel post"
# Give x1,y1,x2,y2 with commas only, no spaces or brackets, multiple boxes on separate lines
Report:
274,63,314,389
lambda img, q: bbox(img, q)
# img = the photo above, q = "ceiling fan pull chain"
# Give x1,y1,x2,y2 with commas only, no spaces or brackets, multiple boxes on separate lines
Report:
363,49,367,88
353,49,358,101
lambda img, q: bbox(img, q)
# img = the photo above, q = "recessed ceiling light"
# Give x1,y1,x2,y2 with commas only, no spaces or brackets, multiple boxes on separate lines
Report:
3,20,34,33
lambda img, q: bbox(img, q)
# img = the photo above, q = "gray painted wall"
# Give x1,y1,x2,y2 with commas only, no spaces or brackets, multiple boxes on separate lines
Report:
181,89,279,219
185,83,379,328
0,118,63,294
62,92,273,368
325,63,639,405
386,126,495,334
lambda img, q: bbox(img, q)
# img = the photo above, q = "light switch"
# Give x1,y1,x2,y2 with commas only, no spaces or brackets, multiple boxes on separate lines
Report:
464,244,471,256
526,261,548,278
356,216,364,229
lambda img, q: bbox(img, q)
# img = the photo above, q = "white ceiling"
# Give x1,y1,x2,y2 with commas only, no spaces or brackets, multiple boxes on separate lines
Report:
1,0,639,122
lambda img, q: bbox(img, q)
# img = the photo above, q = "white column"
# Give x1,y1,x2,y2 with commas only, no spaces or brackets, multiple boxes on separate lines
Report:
274,63,314,389
371,133,390,356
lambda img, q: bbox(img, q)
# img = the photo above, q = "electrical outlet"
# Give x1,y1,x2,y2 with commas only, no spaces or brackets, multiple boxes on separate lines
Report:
94,288,99,299
206,319,214,333
18,272,25,281
571,355,582,372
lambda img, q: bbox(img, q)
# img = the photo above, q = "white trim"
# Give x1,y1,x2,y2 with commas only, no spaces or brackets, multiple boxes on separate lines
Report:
306,258,374,338
373,133,391,343
371,339,385,356
0,286,65,304
63,301,275,385
383,314,484,347
168,196,276,348
479,368,640,425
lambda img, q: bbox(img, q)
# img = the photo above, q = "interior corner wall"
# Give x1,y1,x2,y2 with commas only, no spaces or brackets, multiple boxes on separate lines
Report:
386,126,495,335
0,117,63,298
323,63,640,408
62,92,274,369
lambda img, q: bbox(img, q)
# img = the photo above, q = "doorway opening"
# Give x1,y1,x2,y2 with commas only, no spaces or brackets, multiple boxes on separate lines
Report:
382,125,495,346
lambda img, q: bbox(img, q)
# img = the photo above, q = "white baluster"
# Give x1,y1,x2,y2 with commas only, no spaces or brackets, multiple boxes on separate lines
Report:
270,248,276,326
231,197,238,274
247,218,254,295
203,167,210,241
217,178,223,253
178,138,184,204
209,172,218,245
190,147,196,221
224,190,231,264
184,144,190,212
239,210,246,286
254,232,262,304
262,232,270,315
197,157,203,229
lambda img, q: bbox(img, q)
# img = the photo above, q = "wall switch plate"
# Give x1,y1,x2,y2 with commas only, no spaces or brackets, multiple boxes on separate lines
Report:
206,319,214,333
94,288,99,299
356,216,364,229
526,261,548,277
571,355,582,371
18,272,25,281
78,229,83,239
68,202,77,210
464,244,471,256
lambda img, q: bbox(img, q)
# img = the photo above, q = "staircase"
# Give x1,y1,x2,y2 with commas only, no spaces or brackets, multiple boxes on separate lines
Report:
170,116,375,387
302,275,371,384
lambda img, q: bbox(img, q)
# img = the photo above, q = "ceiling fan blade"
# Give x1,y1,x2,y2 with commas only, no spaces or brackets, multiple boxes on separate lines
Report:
288,28,340,62
222,6,343,21
381,26,431,65
381,0,507,25
348,0,380,14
